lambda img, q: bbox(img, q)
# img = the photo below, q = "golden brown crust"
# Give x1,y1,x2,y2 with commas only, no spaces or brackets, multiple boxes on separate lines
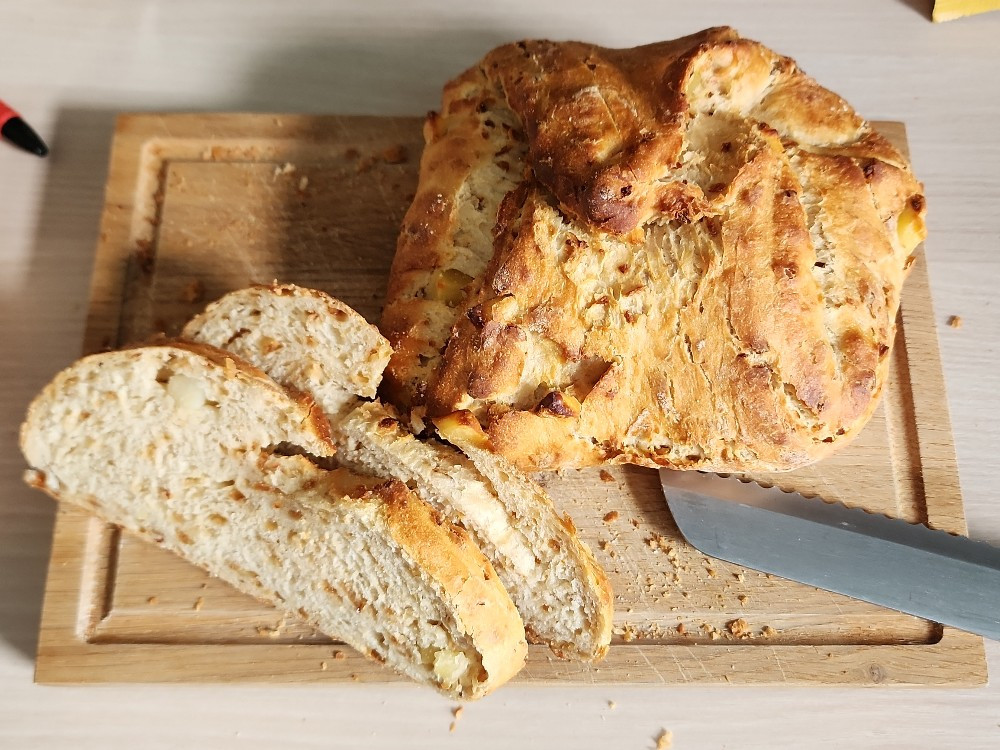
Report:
382,28,926,473
433,409,613,659
376,479,528,695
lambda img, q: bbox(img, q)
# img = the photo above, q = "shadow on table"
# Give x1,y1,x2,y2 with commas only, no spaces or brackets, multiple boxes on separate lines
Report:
0,25,522,661
893,0,934,20
0,107,116,662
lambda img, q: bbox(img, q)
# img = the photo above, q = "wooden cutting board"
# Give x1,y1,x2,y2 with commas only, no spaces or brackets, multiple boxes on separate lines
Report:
35,114,986,686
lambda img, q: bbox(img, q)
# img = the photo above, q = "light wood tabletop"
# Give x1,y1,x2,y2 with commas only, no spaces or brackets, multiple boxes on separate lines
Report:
2,1,998,747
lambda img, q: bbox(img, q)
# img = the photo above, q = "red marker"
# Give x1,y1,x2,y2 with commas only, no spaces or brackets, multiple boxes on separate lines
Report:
0,100,49,157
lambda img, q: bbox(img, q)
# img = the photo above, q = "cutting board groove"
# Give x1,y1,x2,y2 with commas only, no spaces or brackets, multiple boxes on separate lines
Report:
35,114,985,686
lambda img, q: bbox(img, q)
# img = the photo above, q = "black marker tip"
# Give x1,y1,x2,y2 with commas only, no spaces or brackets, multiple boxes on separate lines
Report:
1,116,49,157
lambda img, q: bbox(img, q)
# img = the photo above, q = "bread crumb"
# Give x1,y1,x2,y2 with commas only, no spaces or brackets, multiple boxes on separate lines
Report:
180,279,204,304
948,315,963,329
608,700,617,710
192,596,204,611
256,619,285,638
706,567,717,578
737,594,749,605
603,510,619,523
762,625,777,638
298,176,309,191
273,162,296,178
333,650,346,660
728,618,751,638
146,596,159,605
645,533,673,555
599,469,615,482
655,729,673,749
449,705,464,732
676,623,686,635
320,661,327,671
350,673,359,682
734,572,745,582
381,145,408,164
134,239,155,275
630,518,640,528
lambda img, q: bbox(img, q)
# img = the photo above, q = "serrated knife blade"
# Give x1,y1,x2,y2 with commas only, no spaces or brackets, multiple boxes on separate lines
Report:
659,469,1000,641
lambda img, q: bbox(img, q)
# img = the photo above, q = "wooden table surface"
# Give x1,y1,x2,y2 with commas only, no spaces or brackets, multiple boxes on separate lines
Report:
1,1,998,747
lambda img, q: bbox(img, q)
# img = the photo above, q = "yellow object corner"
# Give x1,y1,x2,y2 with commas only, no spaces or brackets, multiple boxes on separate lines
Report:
933,0,1000,22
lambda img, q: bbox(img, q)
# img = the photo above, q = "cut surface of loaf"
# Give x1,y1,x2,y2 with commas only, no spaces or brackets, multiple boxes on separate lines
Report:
182,284,392,420
380,27,928,473
184,284,613,660
20,343,526,699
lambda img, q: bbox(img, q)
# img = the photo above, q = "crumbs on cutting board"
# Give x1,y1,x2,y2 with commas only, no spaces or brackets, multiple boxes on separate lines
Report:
727,618,751,638
613,617,777,643
599,469,615,482
948,315,962,328
591,505,778,618
255,616,286,638
381,144,408,164
180,279,204,304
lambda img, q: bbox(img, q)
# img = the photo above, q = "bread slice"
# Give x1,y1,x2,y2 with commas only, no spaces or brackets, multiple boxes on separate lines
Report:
339,403,613,660
182,284,392,420
20,342,526,699
183,285,613,660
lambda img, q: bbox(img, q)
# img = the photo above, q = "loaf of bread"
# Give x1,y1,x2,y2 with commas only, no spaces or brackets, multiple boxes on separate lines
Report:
20,342,527,699
184,284,613,660
381,27,927,473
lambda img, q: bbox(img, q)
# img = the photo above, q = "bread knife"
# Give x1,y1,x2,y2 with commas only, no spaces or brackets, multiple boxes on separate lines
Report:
659,470,1000,641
